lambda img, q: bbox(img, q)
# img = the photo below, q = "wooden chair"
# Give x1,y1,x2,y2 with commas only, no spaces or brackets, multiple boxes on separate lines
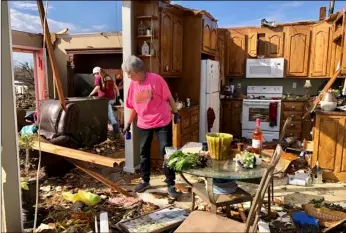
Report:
174,143,284,233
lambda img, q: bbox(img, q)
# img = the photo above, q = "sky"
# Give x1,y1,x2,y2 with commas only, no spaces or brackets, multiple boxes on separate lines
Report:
9,0,346,63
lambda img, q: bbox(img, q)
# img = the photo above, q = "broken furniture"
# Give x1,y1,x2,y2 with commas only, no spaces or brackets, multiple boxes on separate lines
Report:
178,150,265,214
40,98,108,147
118,206,188,233
174,144,284,232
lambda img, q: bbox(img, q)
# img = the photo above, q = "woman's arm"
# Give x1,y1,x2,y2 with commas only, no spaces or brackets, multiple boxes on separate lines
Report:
89,86,100,97
114,82,120,97
168,96,178,113
128,109,137,124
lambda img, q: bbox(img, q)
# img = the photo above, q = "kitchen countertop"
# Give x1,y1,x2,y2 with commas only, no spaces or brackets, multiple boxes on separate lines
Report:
315,109,346,116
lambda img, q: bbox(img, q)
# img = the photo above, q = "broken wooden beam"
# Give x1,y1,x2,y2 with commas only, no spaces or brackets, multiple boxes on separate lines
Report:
31,141,124,167
70,160,133,197
302,68,341,119
37,0,66,111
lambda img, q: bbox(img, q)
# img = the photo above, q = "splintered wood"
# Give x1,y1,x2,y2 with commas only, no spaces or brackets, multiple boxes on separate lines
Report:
31,141,124,167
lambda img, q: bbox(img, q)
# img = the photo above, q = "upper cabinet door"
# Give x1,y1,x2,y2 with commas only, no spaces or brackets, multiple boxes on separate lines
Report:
210,21,218,51
217,30,225,80
172,15,183,75
160,11,173,75
309,22,330,77
202,18,211,52
284,26,311,77
247,31,258,57
228,31,246,77
265,32,284,58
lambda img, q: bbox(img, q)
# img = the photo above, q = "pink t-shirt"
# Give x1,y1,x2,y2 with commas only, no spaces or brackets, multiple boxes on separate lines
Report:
126,72,172,129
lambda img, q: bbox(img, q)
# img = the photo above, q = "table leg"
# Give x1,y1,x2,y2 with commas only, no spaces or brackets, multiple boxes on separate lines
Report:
271,177,274,202
191,192,196,211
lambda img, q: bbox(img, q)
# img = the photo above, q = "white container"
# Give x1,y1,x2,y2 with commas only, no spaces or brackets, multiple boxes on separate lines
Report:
141,41,150,56
320,101,337,111
287,173,312,186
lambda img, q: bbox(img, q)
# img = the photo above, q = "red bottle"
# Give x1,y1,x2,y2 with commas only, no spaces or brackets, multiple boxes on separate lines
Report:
252,118,263,155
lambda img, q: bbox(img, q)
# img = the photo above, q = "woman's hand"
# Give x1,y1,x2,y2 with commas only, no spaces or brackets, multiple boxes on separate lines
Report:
123,123,131,134
173,112,181,124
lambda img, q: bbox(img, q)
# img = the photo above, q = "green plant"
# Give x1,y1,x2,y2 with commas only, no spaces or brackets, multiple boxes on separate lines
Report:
19,134,35,174
167,151,210,171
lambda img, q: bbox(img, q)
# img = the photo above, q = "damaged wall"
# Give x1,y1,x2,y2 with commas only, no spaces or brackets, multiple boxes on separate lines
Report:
53,32,123,95
12,30,43,49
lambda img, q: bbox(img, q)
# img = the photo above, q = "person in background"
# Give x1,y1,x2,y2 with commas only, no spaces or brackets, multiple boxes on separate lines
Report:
89,66,120,136
122,55,181,199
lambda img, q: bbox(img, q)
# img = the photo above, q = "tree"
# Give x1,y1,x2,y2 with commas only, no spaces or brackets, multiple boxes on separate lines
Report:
14,62,35,89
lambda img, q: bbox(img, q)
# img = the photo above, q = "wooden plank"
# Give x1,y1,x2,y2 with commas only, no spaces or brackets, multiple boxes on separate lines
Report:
36,0,66,111
31,141,123,167
70,160,133,197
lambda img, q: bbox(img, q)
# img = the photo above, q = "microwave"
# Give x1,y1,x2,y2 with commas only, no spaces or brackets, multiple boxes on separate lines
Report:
246,58,284,78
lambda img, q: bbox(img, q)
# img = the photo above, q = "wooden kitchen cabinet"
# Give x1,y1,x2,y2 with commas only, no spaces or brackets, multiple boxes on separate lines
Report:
217,29,230,82
309,22,330,77
280,100,313,140
284,26,311,77
228,30,246,77
160,8,183,77
265,32,284,58
150,106,199,169
247,31,258,58
202,15,218,55
221,100,242,138
313,111,346,182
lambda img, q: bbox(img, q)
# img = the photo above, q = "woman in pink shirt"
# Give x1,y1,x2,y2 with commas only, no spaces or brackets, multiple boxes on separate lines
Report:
122,55,181,198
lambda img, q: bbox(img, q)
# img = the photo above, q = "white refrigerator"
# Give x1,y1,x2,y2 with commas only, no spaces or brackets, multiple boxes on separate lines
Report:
199,59,220,142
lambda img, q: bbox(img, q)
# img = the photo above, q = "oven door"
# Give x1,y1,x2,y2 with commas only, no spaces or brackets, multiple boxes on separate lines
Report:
242,101,281,132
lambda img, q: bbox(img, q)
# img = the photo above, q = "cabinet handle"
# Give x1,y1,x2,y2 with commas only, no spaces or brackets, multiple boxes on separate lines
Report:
165,65,169,71
291,115,295,118
289,133,293,136
290,123,294,127
291,106,296,109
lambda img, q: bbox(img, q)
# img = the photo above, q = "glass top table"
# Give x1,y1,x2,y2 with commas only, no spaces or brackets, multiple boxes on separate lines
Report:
181,159,267,180
177,142,271,214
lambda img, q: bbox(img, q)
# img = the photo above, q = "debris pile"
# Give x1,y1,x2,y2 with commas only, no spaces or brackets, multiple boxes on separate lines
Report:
35,169,159,232
16,93,36,111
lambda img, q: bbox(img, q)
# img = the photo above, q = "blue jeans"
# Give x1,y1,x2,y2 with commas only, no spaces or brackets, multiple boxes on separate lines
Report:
108,99,117,125
138,122,175,186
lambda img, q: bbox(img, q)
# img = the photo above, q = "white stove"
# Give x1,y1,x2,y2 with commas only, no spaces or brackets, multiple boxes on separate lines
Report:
242,86,283,142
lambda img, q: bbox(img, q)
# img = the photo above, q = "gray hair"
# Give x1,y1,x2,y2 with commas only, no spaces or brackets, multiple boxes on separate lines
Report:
121,55,145,73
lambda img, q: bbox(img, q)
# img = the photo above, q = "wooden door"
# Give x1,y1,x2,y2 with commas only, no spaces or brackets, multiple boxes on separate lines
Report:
313,114,346,181
202,17,211,52
161,11,173,75
284,26,311,77
247,31,258,57
265,32,284,57
228,31,246,77
217,31,225,81
309,22,330,77
172,15,183,75
210,21,218,52
342,13,346,74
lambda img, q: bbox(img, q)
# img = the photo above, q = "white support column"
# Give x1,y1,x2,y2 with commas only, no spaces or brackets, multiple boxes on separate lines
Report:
1,1,23,231
122,1,140,173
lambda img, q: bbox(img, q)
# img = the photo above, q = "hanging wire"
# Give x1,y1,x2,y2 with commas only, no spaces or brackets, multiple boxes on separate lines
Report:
33,0,48,230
